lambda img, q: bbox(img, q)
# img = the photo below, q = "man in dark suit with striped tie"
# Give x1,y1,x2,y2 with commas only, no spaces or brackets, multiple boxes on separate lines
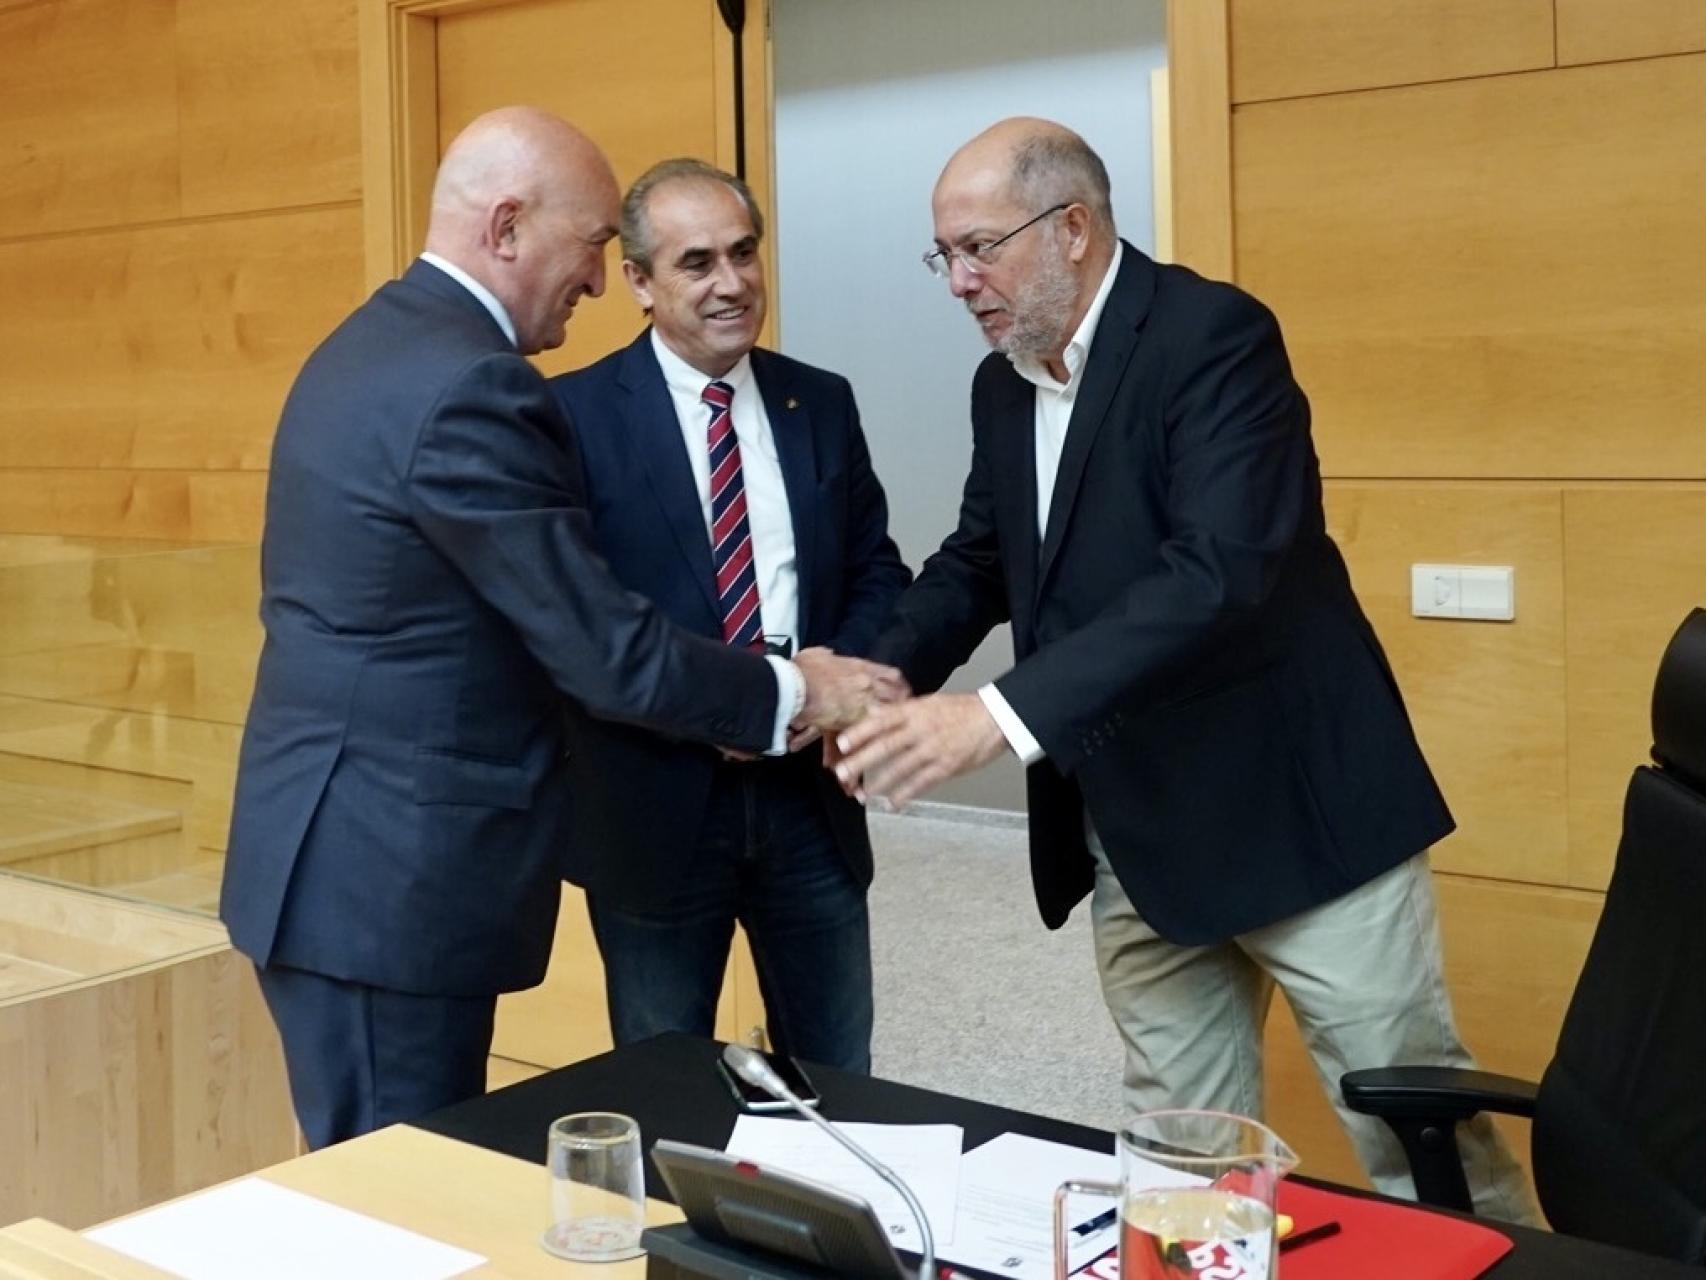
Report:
551,159,910,1072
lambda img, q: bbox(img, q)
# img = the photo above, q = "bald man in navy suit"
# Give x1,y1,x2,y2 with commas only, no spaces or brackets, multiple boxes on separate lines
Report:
222,114,898,1147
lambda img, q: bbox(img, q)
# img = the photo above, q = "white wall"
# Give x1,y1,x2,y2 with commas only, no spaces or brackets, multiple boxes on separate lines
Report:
773,0,1168,810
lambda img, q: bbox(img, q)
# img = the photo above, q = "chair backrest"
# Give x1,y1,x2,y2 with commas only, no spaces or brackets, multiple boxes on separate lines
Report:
1532,607,1706,1263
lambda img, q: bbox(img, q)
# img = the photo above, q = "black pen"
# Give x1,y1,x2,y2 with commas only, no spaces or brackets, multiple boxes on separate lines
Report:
1071,1206,1118,1237
1279,1220,1342,1251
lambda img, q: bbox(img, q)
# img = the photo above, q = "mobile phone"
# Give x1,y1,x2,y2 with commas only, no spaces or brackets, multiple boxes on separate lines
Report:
715,1049,821,1112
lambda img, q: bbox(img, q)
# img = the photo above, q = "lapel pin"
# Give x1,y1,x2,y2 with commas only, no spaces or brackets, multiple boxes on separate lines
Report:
785,397,799,410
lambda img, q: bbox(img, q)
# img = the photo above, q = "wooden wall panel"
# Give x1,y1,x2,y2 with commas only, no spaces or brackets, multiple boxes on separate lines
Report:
1264,871,1600,1189
1165,0,1232,280
0,0,180,238
435,0,722,378
1557,0,1706,66
1324,484,1566,884
0,0,360,240
1563,487,1706,889
175,0,362,217
1230,0,1554,104
1235,55,1706,479
0,472,266,542
0,207,361,476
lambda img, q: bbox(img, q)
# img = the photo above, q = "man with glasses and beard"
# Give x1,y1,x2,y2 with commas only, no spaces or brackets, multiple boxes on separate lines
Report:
832,117,1535,1221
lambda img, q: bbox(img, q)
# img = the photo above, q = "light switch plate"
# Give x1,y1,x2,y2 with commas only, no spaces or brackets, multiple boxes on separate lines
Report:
1411,564,1514,621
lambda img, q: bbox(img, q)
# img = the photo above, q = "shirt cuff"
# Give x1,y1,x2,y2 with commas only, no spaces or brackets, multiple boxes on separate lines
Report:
765,655,804,756
978,683,1045,766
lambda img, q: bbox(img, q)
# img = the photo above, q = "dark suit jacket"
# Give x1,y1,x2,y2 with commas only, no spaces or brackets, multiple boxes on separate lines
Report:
875,244,1453,945
549,332,910,912
221,261,779,997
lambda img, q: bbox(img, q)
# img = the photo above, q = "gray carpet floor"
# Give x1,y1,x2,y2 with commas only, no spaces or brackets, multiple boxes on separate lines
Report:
865,806,1126,1131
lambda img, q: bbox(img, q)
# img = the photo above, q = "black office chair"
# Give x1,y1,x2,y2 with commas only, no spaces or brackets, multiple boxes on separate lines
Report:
1341,606,1706,1264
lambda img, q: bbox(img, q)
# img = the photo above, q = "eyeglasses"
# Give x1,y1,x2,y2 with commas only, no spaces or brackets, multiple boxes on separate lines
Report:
922,204,1069,279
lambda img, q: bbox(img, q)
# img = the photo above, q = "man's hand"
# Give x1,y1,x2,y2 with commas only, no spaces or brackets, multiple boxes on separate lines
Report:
830,691,1008,809
792,647,910,733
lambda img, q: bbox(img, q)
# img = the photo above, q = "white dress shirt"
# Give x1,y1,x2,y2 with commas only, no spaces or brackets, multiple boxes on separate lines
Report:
650,329,802,652
650,331,802,749
978,243,1125,765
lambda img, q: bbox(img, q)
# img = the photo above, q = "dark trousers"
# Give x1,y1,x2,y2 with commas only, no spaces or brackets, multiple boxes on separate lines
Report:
255,963,496,1149
587,761,873,1073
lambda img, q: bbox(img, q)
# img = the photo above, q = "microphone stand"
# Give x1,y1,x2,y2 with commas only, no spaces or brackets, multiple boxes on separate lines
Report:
724,1045,935,1280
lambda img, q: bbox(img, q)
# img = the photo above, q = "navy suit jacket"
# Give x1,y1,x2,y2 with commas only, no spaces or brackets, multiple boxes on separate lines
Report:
549,332,910,911
875,245,1454,944
221,262,779,997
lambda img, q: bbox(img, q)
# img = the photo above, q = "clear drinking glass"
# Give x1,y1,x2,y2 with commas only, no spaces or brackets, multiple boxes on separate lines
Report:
1053,1110,1297,1280
541,1111,647,1262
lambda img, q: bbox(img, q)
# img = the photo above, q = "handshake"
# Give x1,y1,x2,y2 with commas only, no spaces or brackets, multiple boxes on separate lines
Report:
790,646,909,736
769,649,1010,812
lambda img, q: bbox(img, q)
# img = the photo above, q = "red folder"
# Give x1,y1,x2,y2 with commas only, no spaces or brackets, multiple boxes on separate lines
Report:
1275,1179,1514,1279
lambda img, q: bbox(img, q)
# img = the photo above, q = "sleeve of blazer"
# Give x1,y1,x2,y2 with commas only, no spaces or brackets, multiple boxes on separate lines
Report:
868,368,1011,692
822,379,913,659
994,287,1311,775
406,351,779,752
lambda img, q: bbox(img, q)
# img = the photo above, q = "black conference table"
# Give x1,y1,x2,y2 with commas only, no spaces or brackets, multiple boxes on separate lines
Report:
416,1033,1695,1279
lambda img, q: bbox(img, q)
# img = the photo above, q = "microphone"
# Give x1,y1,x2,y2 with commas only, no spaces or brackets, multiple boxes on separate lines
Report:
721,1044,935,1280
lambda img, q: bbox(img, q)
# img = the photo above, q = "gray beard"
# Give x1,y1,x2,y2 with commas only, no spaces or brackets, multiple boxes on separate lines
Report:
995,246,1078,361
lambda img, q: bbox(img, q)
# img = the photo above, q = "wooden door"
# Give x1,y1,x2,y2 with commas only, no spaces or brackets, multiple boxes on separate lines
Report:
362,0,774,1070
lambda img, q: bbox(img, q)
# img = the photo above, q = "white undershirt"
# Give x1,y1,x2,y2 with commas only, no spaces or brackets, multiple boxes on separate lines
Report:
977,243,1125,765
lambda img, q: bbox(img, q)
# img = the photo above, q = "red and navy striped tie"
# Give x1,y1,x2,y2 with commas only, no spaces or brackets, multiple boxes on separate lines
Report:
703,379,764,651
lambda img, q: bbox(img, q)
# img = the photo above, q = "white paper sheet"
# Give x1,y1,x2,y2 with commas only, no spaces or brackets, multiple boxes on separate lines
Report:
725,1115,963,1250
86,1177,486,1280
940,1132,1123,1280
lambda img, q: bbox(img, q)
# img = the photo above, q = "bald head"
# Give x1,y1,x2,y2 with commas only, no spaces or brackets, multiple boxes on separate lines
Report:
424,107,620,354
931,118,1117,376
937,117,1115,236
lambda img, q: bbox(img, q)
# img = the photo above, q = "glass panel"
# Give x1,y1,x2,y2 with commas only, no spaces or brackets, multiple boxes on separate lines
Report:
0,534,257,917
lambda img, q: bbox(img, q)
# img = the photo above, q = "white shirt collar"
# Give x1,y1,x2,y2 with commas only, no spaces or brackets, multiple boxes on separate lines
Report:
650,327,754,401
418,252,517,348
1010,240,1124,393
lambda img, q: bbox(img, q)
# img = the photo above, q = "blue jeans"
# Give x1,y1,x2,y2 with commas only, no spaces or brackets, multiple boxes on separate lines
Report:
587,761,873,1073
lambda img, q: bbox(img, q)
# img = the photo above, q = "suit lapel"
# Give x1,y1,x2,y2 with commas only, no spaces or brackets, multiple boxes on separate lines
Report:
617,334,721,620
753,349,817,636
1035,245,1155,599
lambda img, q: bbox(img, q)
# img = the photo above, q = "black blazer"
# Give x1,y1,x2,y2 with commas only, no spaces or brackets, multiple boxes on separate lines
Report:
549,332,910,912
875,244,1453,944
221,262,779,997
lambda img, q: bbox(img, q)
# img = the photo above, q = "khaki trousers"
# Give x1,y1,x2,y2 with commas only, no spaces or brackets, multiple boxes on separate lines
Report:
1088,837,1539,1225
